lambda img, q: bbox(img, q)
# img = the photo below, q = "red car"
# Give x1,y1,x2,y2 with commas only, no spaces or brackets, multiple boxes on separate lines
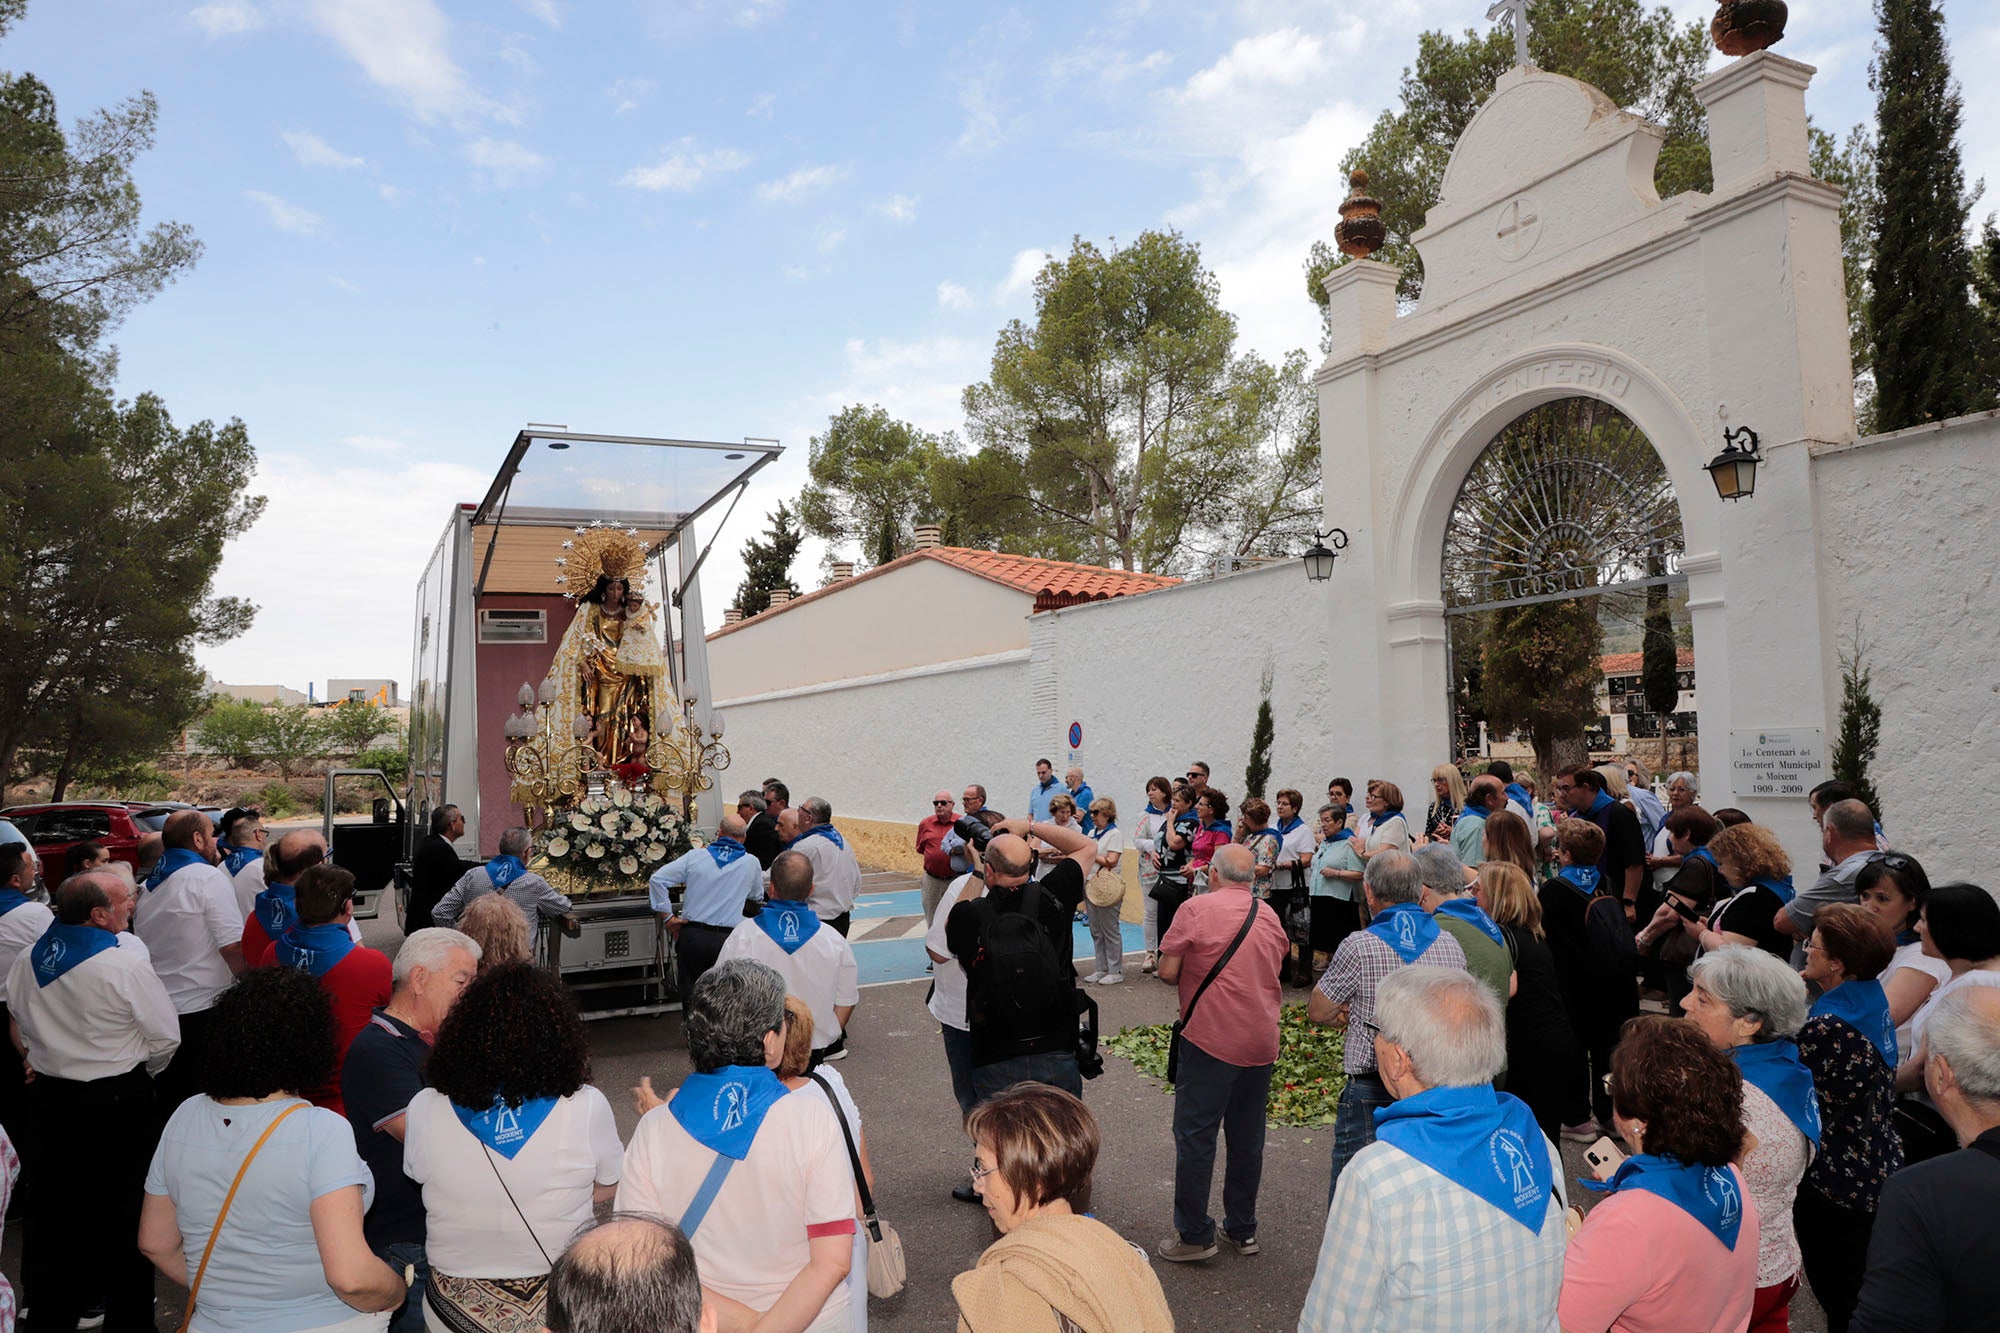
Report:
0,801,157,880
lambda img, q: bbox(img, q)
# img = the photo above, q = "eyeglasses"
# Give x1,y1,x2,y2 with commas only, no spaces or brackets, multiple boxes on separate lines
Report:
969,1160,996,1186
1186,772,1203,780
933,801,952,807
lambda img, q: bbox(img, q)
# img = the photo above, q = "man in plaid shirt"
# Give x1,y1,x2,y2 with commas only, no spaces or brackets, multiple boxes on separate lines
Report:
1298,967,1566,1331
1308,849,1467,1197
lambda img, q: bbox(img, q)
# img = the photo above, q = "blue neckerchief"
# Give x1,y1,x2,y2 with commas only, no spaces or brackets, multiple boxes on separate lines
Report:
1897,927,1920,947
1205,820,1233,838
1336,803,1355,818
1753,873,1796,906
1457,805,1490,822
1582,1153,1744,1248
1375,1085,1554,1232
1685,846,1719,873
1037,776,1057,791
1274,815,1305,839
1375,806,1404,823
219,842,261,877
145,847,206,891
1144,803,1167,817
1556,865,1602,897
1811,979,1899,1072
1093,821,1117,837
1731,1040,1821,1151
1243,827,1276,847
753,899,821,954
801,824,846,851
1436,897,1505,945
707,837,747,868
486,855,527,890
0,888,31,917
1366,901,1442,964
275,922,358,979
1328,828,1355,843
670,1065,788,1159
252,882,296,942
1504,782,1534,813
30,922,119,987
452,1095,558,1160
1588,791,1614,818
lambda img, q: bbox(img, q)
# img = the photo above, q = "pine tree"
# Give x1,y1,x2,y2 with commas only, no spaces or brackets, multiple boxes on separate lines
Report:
1867,0,1988,430
1832,623,1884,824
731,502,803,617
1244,662,1276,799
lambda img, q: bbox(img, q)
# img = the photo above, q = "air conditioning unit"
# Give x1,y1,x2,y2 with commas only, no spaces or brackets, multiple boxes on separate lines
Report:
478,609,547,644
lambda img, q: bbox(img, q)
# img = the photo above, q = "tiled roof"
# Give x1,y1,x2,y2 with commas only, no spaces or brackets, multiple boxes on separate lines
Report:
707,545,1178,639
1598,649,1695,675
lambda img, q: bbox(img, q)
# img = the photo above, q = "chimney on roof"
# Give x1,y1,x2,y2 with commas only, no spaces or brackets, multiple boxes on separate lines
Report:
913,523,942,550
723,607,743,624
830,560,855,581
767,589,792,610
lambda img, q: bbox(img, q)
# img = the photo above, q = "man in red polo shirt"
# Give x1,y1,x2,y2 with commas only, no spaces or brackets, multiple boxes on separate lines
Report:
916,789,959,927
272,862,393,1113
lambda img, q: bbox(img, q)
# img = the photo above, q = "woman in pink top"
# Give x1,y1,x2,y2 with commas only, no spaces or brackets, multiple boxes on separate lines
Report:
1561,1017,1761,1333
1188,790,1232,885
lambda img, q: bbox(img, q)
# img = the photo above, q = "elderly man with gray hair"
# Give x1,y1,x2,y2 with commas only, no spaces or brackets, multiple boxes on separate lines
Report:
790,797,861,936
1299,966,1565,1330
431,826,573,932
618,959,855,1332
1310,848,1470,1197
1852,981,2000,1329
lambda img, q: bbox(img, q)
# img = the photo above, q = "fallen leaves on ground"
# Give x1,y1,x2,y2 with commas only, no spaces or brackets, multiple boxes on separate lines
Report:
1104,1004,1348,1127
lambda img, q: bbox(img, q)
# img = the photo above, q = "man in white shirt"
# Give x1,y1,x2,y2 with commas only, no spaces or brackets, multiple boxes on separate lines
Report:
0,842,52,1160
133,808,244,1123
788,797,861,936
925,867,980,1201
719,851,859,1062
217,805,268,916
9,870,180,1332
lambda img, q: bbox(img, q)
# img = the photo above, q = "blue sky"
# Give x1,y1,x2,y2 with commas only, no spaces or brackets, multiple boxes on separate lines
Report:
7,0,1994,693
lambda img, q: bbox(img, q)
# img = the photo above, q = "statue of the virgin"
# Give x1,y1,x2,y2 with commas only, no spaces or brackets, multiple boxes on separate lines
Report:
540,526,673,776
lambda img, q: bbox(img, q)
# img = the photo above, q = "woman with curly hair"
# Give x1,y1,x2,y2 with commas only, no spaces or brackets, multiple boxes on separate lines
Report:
454,893,532,971
140,967,407,1332
1560,1016,1760,1332
1699,822,1795,959
402,962,621,1332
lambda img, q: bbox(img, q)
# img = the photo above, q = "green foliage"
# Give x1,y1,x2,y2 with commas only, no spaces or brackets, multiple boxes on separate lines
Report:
732,501,804,615
254,780,299,818
1832,622,1884,824
1810,124,1881,427
958,231,1320,572
796,406,944,568
198,697,267,769
1867,0,1994,430
1304,0,1712,308
1245,664,1275,800
1105,1006,1348,1126
256,703,329,783
322,700,391,756
354,746,409,785
71,757,171,801
1483,597,1602,780
1640,580,1678,719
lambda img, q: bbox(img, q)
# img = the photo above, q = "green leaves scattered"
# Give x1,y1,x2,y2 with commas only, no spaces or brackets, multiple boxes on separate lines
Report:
1105,1004,1349,1127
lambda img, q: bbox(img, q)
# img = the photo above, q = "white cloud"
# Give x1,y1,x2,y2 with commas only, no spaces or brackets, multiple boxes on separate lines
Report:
327,275,361,293
746,91,777,119
517,0,562,28
282,129,364,169
734,0,782,26
340,434,406,453
1178,27,1328,104
606,77,654,115
755,164,848,203
876,194,918,222
244,190,322,235
463,137,549,186
956,78,1004,153
996,247,1051,303
377,183,406,203
937,281,973,310
309,0,494,126
818,337,985,434
818,227,848,254
1048,45,1172,84
620,139,750,191
190,1,262,36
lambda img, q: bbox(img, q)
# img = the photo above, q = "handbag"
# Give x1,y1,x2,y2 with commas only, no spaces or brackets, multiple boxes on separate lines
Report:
1165,897,1260,1083
1085,868,1125,909
183,1101,309,1331
808,1073,906,1298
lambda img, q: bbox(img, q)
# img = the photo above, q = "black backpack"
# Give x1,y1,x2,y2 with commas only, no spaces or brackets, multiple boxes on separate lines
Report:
970,883,1076,1056
1583,888,1640,982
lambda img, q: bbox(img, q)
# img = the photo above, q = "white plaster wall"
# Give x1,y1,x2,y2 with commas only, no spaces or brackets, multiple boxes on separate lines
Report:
707,560,1034,697
1034,564,1355,817
1813,410,2000,883
713,652,1034,826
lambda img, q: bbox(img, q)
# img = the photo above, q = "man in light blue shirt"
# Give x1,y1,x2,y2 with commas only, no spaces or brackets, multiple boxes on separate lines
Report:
1450,777,1503,868
1028,758,1060,823
649,813,763,1004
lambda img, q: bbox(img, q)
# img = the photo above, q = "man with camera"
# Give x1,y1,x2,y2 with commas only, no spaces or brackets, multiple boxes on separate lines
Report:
943,815,1097,1101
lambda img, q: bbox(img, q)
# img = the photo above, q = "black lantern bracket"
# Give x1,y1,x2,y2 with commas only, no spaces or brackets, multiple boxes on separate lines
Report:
1302,527,1350,583
1705,424,1761,501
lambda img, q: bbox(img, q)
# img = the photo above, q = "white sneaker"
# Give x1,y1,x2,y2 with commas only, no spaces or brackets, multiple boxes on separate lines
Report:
1081,971,1104,984
1097,971,1124,985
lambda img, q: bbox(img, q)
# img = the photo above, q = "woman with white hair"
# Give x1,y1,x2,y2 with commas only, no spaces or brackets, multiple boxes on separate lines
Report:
1684,947,1817,1330
1645,771,1702,889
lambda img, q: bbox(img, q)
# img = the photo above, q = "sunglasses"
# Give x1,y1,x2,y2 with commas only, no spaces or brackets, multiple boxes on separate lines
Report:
933,800,952,807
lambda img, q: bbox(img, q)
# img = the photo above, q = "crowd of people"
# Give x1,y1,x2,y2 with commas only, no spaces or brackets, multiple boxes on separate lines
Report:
2,753,1999,1332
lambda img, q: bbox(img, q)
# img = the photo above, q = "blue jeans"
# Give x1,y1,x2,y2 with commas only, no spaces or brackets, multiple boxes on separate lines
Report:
374,1239,428,1333
1328,1072,1394,1203
941,1023,979,1120
1171,1040,1273,1246
972,1050,1081,1103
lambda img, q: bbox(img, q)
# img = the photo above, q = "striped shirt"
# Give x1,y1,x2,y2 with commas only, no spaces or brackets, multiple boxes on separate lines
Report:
1298,1136,1566,1331
1316,926,1468,1074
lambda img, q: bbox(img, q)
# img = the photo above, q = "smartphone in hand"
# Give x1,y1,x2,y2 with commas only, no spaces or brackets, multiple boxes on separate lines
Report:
1584,1135,1626,1181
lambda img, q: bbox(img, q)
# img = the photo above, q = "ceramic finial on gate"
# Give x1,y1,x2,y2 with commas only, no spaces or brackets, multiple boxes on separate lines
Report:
1335,170,1386,259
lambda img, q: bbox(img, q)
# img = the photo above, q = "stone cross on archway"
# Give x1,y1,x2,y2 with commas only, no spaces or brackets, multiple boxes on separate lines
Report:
1486,0,1533,68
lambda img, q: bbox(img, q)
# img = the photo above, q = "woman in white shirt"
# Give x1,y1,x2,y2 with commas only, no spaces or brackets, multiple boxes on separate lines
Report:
403,963,622,1332
778,995,875,1333
1855,856,1953,1063
1132,778,1174,974
1899,884,2000,1087
1357,780,1411,863
1083,799,1128,986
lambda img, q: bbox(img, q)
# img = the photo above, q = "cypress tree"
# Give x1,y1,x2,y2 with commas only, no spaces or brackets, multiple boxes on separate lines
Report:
1832,625,1884,824
1867,0,1985,431
731,502,803,617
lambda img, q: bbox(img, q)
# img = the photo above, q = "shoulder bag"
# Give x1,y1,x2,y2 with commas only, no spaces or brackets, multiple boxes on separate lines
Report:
807,1073,906,1298
182,1101,310,1331
1165,897,1259,1083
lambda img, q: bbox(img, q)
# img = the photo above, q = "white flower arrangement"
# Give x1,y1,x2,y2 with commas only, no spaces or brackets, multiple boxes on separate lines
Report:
537,786,690,891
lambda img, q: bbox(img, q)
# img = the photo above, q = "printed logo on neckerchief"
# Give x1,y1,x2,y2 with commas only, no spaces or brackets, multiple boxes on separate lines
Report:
29,922,118,987
754,899,822,954
670,1064,788,1159
452,1095,558,1160
486,855,528,890
145,847,206,892
1374,1085,1554,1232
220,843,261,877
707,837,747,868
1581,1153,1745,1248
1366,901,1441,964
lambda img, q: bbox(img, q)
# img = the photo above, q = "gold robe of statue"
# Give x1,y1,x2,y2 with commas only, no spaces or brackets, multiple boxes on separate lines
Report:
542,595,671,775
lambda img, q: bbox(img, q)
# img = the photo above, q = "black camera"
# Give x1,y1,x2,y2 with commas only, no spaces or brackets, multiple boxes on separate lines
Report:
953,813,998,851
